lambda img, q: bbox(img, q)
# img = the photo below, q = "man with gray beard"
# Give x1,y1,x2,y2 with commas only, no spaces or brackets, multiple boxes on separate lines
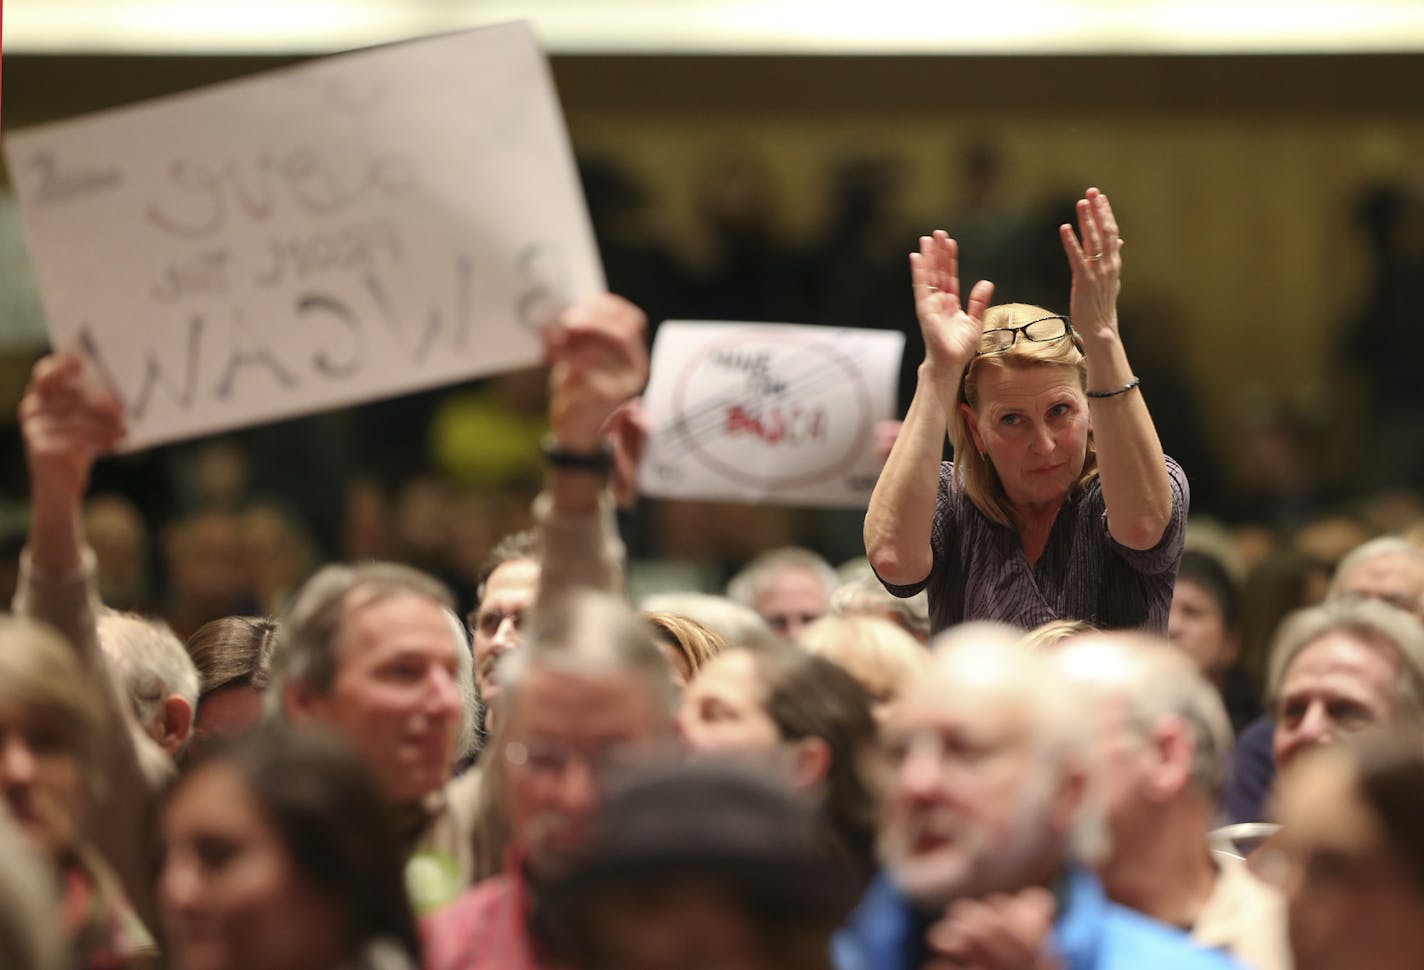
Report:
835,625,1241,970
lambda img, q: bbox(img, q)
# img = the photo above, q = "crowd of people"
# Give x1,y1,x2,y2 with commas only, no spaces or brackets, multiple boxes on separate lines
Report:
6,186,1424,970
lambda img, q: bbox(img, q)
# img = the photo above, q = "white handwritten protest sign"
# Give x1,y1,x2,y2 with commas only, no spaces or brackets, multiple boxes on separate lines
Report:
639,321,905,508
3,21,602,450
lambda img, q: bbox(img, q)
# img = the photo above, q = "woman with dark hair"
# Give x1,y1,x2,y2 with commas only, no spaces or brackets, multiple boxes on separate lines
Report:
159,726,421,970
678,642,880,889
1268,731,1424,970
184,616,278,756
1169,549,1261,732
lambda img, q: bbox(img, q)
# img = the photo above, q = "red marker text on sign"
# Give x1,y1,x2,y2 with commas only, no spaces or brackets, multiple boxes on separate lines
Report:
724,404,828,446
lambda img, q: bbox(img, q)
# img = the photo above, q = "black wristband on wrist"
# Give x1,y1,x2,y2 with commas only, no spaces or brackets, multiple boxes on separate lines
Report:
540,434,614,474
1086,376,1141,399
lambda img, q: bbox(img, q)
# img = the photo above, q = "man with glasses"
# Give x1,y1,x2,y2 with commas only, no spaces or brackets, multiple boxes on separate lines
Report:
423,591,678,970
866,188,1185,635
836,625,1241,970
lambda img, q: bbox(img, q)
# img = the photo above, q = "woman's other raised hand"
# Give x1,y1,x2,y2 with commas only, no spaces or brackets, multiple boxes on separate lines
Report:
1059,187,1125,341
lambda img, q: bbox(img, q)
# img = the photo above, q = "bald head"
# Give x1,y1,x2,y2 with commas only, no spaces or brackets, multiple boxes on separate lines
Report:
880,624,1101,907
1329,538,1424,619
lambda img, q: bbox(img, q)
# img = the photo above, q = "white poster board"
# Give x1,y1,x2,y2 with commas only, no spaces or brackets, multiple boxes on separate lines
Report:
3,21,603,450
639,321,904,508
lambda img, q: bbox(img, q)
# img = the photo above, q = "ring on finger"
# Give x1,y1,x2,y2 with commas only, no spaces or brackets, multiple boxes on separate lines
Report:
1087,252,1103,261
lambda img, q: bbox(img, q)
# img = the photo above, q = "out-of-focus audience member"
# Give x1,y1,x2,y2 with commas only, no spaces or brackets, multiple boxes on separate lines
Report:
84,494,151,613
1171,549,1262,732
0,617,158,969
266,561,474,896
1225,598,1424,823
643,610,725,687
468,529,541,718
1237,550,1332,692
1293,514,1378,585
678,642,881,889
1267,732,1424,970
1052,634,1290,970
160,726,421,970
829,571,931,644
836,625,1239,970
1326,536,1424,618
1269,599,1424,773
1020,617,1096,652
239,502,317,616
548,760,858,970
184,615,277,758
422,591,677,970
639,591,773,646
798,614,928,725
162,509,253,642
97,611,199,759
727,547,838,640
1403,517,1424,554
0,812,65,970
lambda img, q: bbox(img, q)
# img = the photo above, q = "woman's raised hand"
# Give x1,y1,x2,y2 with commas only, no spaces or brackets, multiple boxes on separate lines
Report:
1059,187,1124,339
910,231,995,378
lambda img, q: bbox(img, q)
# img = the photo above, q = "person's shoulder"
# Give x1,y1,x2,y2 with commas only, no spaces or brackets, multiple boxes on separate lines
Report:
1096,900,1245,970
833,872,914,970
422,872,514,937
420,874,519,970
1162,453,1190,497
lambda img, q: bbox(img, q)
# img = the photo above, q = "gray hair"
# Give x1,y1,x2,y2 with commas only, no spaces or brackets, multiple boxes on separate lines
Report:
498,590,677,723
443,608,483,761
1266,598,1424,719
1327,536,1424,610
266,562,455,717
726,547,838,610
1051,633,1234,799
829,573,931,641
928,624,1108,865
637,591,773,647
96,612,199,739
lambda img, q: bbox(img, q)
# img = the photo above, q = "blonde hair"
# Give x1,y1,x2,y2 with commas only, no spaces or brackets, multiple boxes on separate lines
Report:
1019,618,1097,652
643,611,726,680
950,303,1099,527
0,617,106,805
799,614,928,704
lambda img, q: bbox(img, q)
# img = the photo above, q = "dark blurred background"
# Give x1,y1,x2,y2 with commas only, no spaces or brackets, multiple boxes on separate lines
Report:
2,10,1423,661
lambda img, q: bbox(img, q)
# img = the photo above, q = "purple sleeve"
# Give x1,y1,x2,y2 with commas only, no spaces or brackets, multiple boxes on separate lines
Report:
873,462,956,599
1102,455,1190,576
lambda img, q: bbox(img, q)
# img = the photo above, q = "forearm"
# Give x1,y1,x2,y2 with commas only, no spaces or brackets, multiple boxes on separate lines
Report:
534,468,626,607
26,490,84,576
1082,332,1173,549
864,362,959,584
14,544,162,933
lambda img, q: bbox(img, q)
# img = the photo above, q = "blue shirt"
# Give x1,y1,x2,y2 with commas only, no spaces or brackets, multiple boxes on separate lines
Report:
834,867,1244,970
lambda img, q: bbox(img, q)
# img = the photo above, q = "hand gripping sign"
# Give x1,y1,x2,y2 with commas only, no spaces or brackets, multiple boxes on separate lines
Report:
639,321,904,508
4,21,602,450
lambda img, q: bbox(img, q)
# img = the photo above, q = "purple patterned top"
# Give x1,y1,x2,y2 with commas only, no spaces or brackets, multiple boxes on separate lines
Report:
879,457,1188,635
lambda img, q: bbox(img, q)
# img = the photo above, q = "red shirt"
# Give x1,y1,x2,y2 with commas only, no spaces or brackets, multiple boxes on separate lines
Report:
421,858,555,970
